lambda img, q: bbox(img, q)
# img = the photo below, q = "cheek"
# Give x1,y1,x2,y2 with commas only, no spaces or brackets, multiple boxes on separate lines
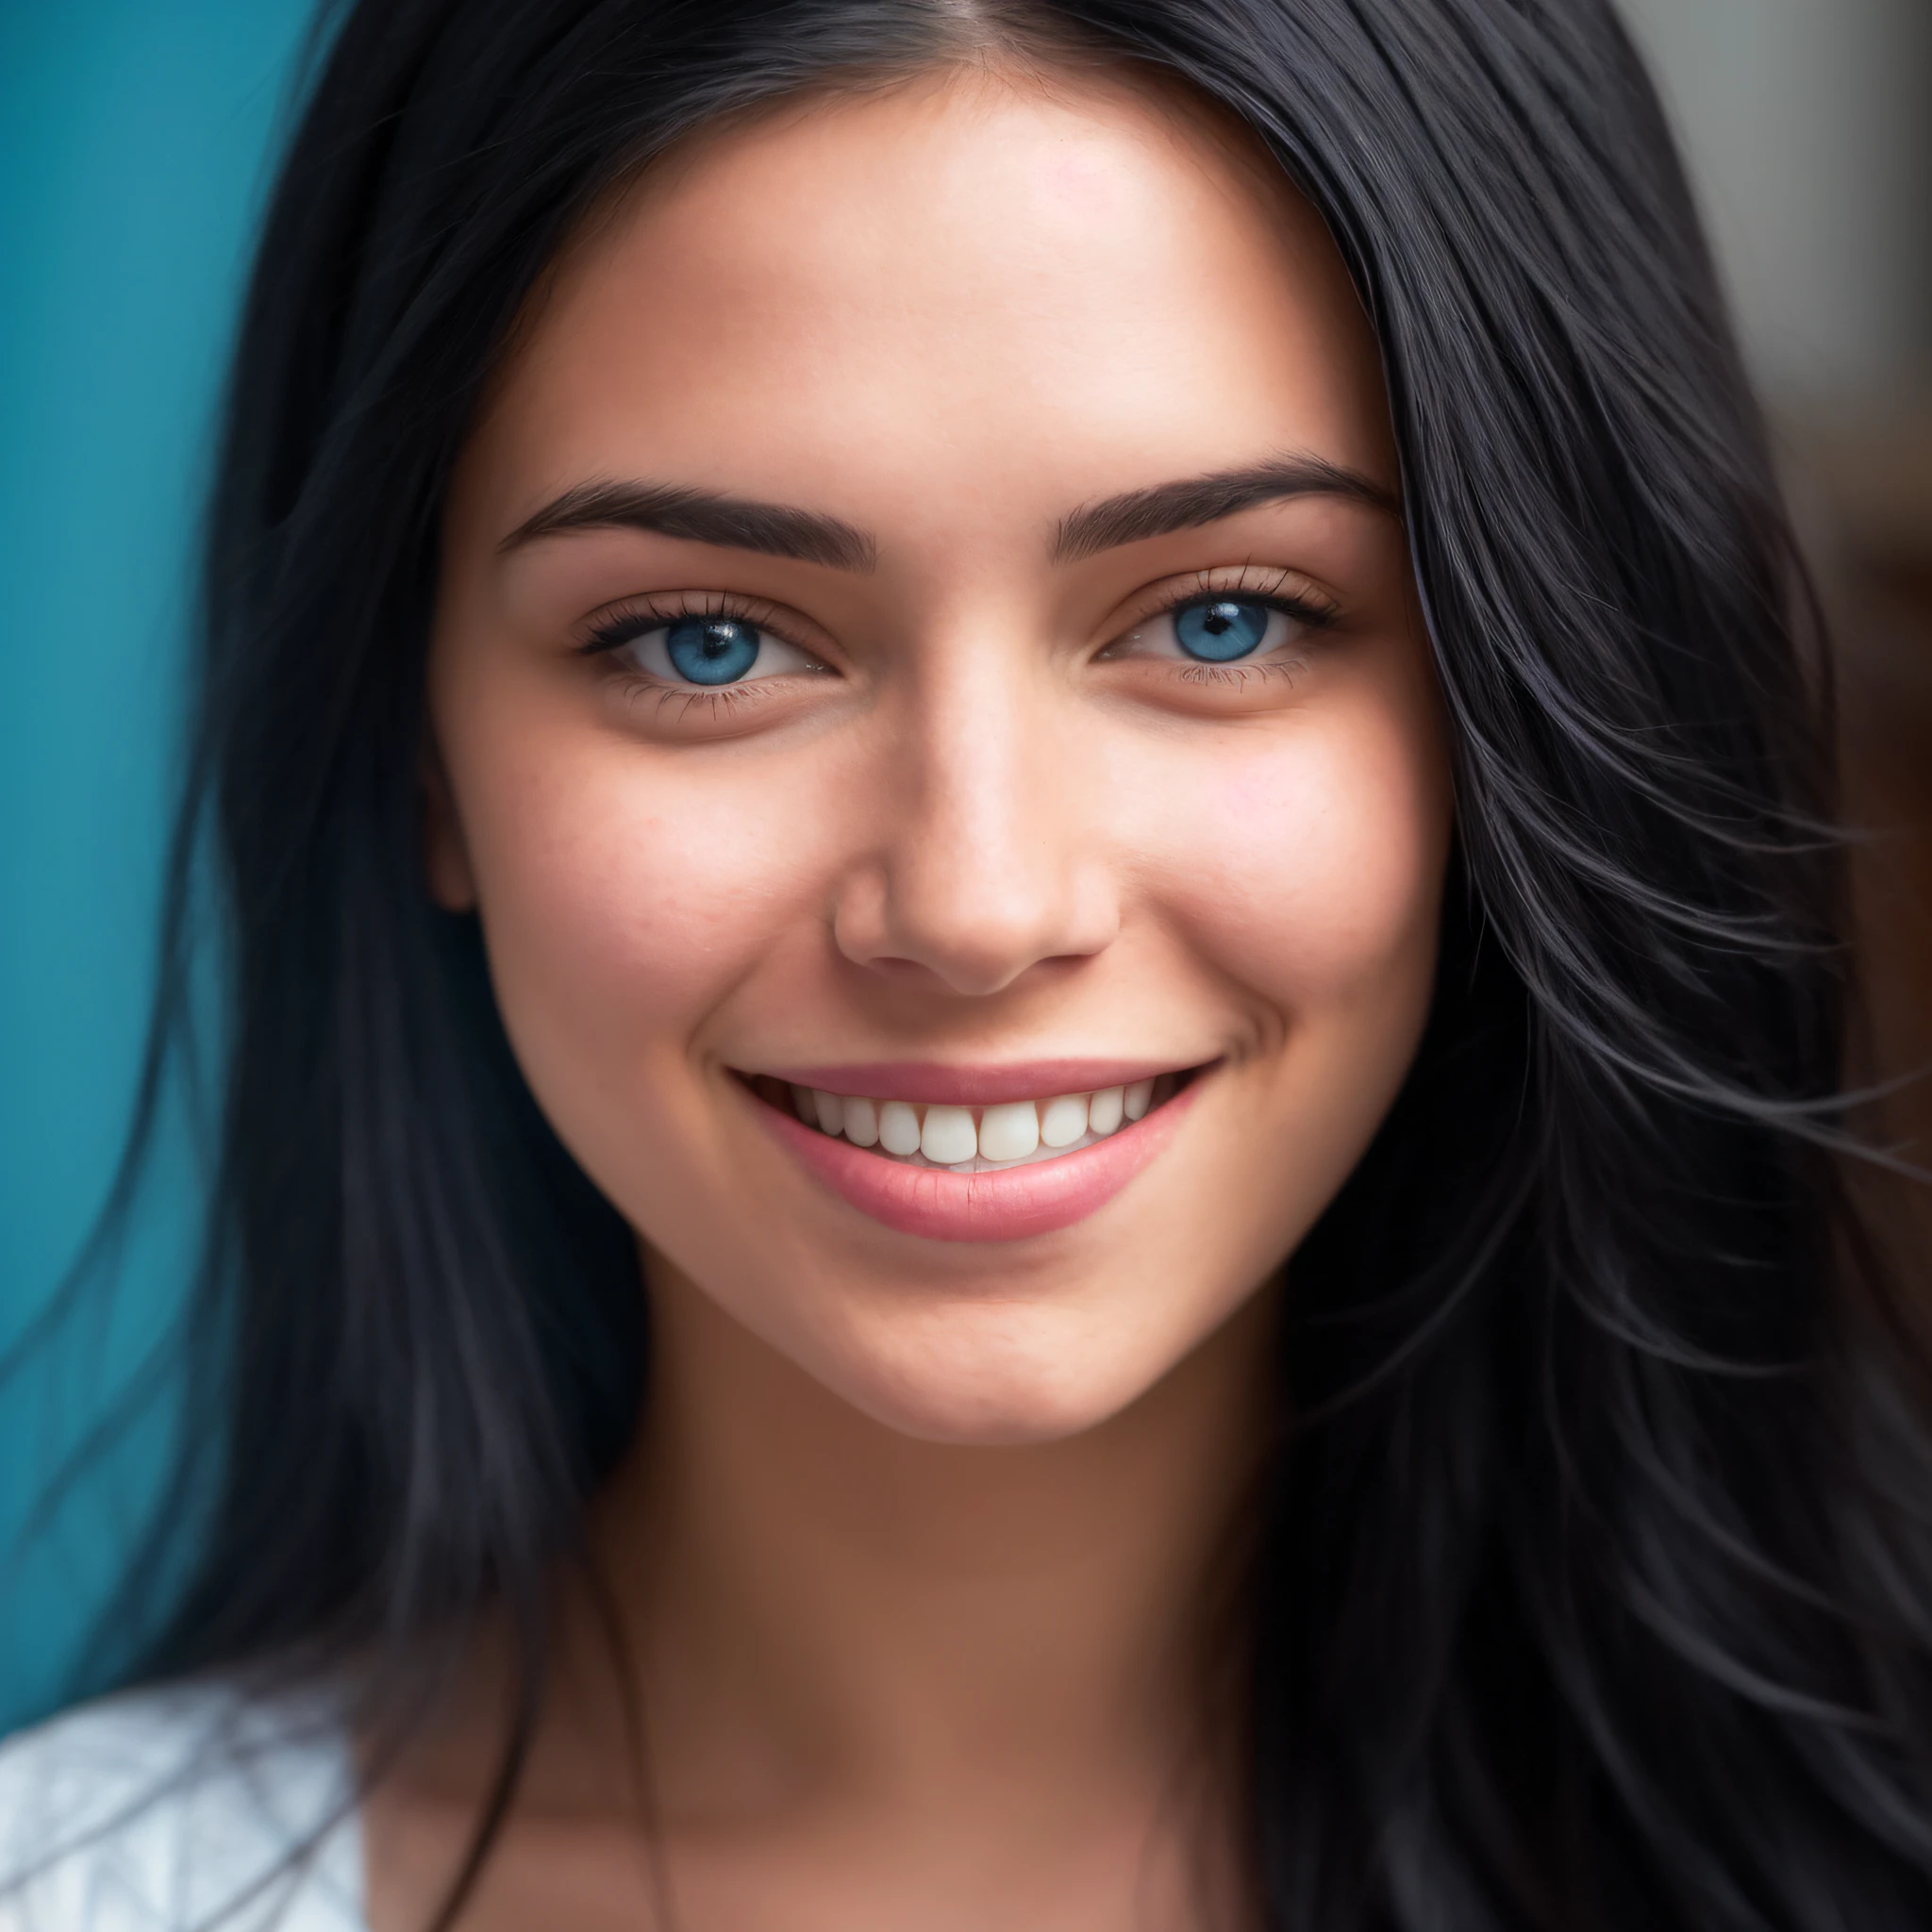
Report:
1141,695,1449,1020
447,719,830,1073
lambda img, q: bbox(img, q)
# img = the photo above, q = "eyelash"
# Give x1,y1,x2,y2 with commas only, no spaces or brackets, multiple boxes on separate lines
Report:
577,567,1341,693
578,591,819,719
579,591,798,659
1107,566,1338,645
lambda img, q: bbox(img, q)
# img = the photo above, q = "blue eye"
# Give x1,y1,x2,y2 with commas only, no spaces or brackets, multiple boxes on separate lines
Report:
1173,598,1273,661
601,609,821,687
664,615,762,685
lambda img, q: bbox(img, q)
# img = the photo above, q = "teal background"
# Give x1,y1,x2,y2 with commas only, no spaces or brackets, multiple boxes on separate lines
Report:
0,0,317,1732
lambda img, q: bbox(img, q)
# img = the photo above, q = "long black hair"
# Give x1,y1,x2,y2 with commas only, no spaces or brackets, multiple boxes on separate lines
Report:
49,0,1932,1924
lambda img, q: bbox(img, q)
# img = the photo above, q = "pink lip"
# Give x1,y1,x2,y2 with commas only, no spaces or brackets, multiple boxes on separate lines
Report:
751,1076,1203,1243
760,1059,1187,1106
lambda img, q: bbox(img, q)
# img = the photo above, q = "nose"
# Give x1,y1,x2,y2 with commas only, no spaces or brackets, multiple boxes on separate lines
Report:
832,653,1118,996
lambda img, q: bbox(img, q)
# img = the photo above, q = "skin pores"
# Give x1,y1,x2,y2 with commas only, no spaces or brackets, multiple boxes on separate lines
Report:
426,70,1452,1447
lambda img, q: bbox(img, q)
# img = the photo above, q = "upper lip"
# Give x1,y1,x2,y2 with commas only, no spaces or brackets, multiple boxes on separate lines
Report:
747,1059,1205,1106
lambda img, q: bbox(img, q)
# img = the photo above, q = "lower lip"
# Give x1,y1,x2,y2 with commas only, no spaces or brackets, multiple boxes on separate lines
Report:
753,1078,1203,1243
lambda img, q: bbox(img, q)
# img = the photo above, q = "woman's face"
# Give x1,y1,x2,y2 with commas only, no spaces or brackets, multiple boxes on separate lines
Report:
430,69,1450,1445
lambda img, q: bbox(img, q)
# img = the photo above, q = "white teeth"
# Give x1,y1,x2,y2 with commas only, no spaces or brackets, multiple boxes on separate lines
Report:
977,1100,1041,1162
1039,1093,1089,1148
920,1104,977,1166
785,1074,1185,1169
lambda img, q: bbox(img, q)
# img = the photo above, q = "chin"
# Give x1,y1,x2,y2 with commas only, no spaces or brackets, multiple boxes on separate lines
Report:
821,1307,1163,1448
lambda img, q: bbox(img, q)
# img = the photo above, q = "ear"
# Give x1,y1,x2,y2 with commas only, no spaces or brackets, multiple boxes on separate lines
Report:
420,735,477,911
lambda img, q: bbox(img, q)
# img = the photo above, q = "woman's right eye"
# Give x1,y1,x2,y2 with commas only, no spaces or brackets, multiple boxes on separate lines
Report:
605,612,821,687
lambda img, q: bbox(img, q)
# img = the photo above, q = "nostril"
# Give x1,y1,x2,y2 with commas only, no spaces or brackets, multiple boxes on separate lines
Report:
830,857,1118,996
859,947,1099,1001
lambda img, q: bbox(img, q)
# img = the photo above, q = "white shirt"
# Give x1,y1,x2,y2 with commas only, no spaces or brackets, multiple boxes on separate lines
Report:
0,1684,363,1931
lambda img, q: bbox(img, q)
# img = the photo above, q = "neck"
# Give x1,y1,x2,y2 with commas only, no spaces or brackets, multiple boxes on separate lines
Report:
586,1257,1278,1822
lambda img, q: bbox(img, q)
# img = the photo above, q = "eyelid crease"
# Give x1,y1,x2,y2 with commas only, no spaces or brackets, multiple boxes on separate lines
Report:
575,567,1337,678
577,589,830,666
1101,564,1341,653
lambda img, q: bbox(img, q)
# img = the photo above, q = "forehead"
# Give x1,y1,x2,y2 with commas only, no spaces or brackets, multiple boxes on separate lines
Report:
461,67,1394,534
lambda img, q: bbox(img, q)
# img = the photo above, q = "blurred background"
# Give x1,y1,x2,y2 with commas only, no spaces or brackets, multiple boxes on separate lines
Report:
2,0,1928,1731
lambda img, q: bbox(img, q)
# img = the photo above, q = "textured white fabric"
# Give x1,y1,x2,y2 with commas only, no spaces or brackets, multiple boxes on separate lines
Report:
0,1684,363,1931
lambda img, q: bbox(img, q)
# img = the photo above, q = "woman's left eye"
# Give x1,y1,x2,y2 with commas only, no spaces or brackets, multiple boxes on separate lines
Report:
597,612,820,686
1115,595,1308,664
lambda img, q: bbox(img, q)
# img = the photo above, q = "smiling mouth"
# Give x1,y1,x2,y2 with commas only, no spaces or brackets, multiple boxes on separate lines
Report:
741,1068,1201,1174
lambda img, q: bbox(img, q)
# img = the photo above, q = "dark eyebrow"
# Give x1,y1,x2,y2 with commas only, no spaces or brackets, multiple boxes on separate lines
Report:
1052,455,1399,563
499,479,877,572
